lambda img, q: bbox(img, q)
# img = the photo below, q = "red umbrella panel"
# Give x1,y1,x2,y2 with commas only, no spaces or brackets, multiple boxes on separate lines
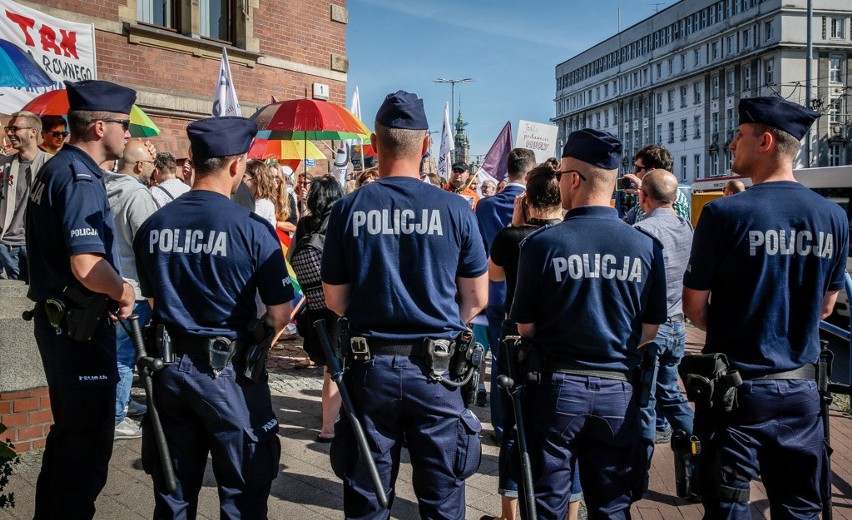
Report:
250,99,370,140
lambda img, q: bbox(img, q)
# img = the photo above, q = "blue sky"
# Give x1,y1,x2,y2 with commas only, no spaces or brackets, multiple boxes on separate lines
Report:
346,0,672,159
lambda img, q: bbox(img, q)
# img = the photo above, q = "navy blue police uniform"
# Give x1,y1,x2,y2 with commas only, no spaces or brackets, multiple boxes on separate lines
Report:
321,91,488,520
25,80,135,519
133,117,294,518
684,97,849,519
511,129,667,519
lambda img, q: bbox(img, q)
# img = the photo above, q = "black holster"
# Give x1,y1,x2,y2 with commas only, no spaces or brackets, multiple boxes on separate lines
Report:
637,342,660,408
143,323,175,364
242,318,276,383
47,285,111,341
678,353,742,412
516,338,542,384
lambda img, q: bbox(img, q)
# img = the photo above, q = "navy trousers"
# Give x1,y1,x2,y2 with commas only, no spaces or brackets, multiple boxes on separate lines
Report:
141,353,281,519
331,354,482,520
525,373,642,520
32,307,117,520
698,379,824,520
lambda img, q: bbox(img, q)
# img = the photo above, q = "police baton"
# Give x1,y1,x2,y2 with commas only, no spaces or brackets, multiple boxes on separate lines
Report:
314,319,389,509
497,336,537,520
818,340,834,520
124,314,178,494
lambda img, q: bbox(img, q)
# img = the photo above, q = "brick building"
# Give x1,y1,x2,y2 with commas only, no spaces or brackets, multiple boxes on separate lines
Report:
14,0,349,159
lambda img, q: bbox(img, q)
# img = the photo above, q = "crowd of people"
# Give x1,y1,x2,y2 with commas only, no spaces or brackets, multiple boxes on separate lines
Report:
2,80,845,520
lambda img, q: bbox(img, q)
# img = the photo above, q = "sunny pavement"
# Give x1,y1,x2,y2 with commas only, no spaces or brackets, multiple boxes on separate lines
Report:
3,325,852,519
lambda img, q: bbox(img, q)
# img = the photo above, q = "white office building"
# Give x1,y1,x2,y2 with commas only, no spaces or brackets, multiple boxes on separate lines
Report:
553,0,851,182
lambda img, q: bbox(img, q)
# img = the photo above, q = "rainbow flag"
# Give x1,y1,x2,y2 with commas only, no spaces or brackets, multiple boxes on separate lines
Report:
277,229,302,295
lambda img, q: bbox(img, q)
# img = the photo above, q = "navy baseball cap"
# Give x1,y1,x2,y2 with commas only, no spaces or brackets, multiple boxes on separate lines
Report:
187,116,257,160
375,90,428,130
65,80,136,114
738,97,819,141
452,161,469,172
561,129,623,169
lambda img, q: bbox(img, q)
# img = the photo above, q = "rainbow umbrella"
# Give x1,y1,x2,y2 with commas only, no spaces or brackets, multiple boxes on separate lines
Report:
21,89,160,138
0,39,53,88
249,138,325,160
251,99,370,141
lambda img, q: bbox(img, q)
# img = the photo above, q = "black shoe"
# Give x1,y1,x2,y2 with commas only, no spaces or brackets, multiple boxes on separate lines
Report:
475,389,487,407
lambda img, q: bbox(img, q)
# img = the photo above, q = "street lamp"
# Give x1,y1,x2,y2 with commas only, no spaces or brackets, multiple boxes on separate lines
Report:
434,77,473,128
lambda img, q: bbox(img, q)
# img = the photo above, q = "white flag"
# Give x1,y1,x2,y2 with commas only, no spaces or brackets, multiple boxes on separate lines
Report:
438,102,455,181
345,87,363,164
212,48,241,117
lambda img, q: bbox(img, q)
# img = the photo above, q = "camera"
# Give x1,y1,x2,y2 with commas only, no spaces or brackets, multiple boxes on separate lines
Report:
616,177,634,190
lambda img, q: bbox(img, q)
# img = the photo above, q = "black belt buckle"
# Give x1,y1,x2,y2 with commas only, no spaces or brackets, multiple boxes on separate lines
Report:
350,337,371,361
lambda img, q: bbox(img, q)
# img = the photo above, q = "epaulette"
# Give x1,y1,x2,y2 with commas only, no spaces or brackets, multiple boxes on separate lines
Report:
69,159,95,183
634,226,665,250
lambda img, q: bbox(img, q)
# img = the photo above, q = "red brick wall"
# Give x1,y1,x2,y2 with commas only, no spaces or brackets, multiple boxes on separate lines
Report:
39,1,348,157
0,387,52,452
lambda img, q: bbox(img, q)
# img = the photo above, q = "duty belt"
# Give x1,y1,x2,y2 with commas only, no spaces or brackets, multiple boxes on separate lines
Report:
544,359,631,382
749,364,816,381
171,334,235,355
667,313,685,323
352,338,429,357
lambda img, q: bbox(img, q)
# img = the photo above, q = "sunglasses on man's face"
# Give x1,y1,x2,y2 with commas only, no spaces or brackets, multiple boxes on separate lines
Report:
48,131,69,138
100,118,130,132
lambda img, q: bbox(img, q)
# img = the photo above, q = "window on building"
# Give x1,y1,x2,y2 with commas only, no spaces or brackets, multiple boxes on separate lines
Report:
137,0,177,29
710,5,717,24
830,18,845,39
657,123,663,144
711,40,720,60
743,65,752,90
711,152,719,175
604,83,609,97
726,34,736,55
694,115,701,138
725,150,733,172
764,58,774,85
614,108,619,125
742,28,751,49
656,93,663,114
829,143,844,167
681,156,688,179
624,132,631,149
668,121,675,143
726,69,736,96
680,85,688,107
681,53,687,71
717,3,724,22
694,49,700,66
694,154,701,179
712,75,720,98
656,63,663,79
694,81,702,103
712,112,719,134
829,56,843,83
681,119,688,141
726,108,735,131
668,58,674,75
596,112,601,129
644,126,650,144
829,96,842,124
199,0,233,42
668,89,675,111
634,99,641,119
634,129,640,147
765,20,774,41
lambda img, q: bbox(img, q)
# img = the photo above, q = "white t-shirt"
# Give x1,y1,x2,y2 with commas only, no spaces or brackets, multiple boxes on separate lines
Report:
254,198,277,228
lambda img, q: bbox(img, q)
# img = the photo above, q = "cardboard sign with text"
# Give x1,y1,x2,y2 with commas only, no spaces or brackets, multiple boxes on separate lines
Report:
516,120,558,164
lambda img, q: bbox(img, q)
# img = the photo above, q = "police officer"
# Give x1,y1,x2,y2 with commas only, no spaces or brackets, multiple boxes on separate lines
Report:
511,129,667,519
133,116,294,518
321,90,489,519
26,80,138,518
683,97,848,518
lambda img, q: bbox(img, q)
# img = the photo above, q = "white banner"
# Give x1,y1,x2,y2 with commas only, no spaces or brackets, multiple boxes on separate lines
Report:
516,120,559,164
0,0,96,114
437,102,454,181
212,48,241,117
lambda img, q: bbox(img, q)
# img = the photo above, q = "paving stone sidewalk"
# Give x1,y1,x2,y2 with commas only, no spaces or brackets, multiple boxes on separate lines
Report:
3,326,851,519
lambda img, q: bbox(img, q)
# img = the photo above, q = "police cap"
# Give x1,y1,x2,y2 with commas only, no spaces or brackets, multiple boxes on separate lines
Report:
375,90,428,130
65,80,136,114
561,128,623,169
738,97,819,141
187,116,257,161
451,161,469,172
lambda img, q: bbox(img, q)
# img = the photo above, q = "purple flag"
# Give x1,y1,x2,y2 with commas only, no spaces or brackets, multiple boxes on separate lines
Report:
480,121,514,181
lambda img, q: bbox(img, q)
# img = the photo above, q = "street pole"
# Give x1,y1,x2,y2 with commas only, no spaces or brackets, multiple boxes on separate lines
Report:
805,0,813,167
434,77,473,128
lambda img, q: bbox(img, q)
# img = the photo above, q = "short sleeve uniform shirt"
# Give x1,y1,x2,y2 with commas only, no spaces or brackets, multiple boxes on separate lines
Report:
322,176,488,341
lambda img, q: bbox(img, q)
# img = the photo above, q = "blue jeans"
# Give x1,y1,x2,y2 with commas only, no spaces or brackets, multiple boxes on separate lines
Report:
115,301,151,424
640,320,694,445
0,243,27,281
